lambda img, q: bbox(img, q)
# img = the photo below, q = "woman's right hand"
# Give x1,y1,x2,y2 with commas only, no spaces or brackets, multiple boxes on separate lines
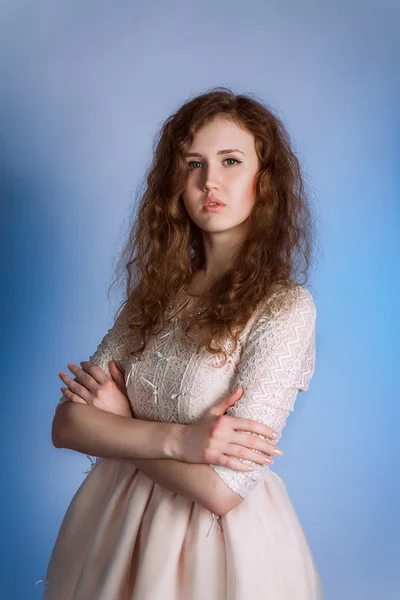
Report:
176,387,282,471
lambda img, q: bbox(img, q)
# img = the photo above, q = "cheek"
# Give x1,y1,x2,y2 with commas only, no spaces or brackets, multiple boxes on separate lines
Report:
181,192,197,220
182,178,202,212
182,176,195,200
235,175,257,211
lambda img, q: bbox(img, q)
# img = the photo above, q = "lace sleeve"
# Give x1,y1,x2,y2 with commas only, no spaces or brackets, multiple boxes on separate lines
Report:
209,286,317,499
56,304,133,408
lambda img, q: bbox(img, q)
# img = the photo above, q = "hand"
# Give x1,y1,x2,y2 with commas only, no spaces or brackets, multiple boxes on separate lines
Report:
176,387,282,471
58,360,133,418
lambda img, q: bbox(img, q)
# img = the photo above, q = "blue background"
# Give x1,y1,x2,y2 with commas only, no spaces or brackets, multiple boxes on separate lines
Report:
1,1,399,598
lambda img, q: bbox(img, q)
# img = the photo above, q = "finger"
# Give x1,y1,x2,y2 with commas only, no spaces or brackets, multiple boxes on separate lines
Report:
227,387,244,400
223,415,280,440
58,372,91,402
217,454,261,472
61,387,88,404
109,359,124,374
225,442,275,466
226,387,244,408
109,360,125,382
66,363,98,395
214,387,244,416
232,431,282,458
80,361,111,385
109,361,127,394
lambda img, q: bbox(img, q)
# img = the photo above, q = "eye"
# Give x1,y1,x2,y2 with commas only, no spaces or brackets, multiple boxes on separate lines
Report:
187,160,202,169
224,158,242,166
187,158,242,169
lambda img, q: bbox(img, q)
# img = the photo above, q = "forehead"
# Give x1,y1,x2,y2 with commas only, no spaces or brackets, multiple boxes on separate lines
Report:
189,116,255,151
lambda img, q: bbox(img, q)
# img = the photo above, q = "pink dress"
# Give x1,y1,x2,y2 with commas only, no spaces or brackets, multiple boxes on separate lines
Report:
43,286,323,599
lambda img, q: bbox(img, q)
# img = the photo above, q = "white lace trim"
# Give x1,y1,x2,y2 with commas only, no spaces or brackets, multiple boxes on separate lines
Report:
55,287,316,535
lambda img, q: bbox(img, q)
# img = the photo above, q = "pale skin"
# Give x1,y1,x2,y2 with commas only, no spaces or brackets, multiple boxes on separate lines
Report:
56,362,281,516
181,114,260,286
54,116,283,516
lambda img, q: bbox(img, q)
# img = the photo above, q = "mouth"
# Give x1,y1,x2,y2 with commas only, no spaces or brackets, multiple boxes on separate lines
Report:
203,195,226,208
202,203,225,213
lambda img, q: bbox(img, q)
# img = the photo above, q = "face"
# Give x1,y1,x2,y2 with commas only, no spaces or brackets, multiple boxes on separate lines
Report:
181,116,259,240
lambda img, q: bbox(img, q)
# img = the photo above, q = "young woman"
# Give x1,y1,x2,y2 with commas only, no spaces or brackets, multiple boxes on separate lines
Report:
44,88,323,599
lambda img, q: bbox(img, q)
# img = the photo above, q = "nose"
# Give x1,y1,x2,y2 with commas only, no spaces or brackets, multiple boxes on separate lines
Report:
202,163,221,191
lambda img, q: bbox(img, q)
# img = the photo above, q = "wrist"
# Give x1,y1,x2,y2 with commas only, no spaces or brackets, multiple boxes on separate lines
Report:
163,423,186,460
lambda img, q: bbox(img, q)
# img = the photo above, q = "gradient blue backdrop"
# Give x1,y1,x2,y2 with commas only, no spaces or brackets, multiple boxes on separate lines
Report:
1,1,399,598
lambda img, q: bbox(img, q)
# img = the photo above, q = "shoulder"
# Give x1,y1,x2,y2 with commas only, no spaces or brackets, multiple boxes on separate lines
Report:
273,286,316,334
262,284,316,323
246,285,316,344
289,285,316,319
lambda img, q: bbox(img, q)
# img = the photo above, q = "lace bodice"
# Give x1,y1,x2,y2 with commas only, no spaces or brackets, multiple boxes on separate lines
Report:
57,286,316,500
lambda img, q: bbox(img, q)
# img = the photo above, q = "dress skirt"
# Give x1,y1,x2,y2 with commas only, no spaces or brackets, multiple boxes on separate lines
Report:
43,457,323,599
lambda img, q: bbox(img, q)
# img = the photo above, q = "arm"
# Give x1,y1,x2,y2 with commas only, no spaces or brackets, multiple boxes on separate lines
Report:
53,301,172,458
53,302,238,514
53,298,181,461
54,401,239,515
129,457,240,516
125,288,316,516
55,302,134,412
54,400,180,460
209,286,317,509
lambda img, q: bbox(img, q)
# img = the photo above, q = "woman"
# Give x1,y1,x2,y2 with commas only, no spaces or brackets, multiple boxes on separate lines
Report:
44,87,323,598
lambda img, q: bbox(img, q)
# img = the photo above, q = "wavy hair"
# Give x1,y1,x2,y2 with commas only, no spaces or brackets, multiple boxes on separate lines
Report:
109,87,318,365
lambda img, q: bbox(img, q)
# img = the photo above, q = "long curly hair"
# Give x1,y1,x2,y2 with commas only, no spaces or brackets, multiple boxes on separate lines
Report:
109,86,318,365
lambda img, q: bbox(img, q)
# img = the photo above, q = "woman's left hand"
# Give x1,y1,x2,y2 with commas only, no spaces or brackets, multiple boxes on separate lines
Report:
58,360,133,418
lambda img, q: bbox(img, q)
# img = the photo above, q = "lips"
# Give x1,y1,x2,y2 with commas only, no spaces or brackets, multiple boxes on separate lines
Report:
203,195,225,207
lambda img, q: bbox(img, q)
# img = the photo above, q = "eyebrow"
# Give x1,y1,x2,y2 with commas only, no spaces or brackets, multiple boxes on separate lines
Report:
184,148,245,158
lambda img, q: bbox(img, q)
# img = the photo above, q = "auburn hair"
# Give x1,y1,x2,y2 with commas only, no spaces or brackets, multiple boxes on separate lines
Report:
109,86,318,365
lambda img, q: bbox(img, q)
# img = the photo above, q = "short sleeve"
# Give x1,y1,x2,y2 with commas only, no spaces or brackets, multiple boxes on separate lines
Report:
209,286,317,499
56,304,134,409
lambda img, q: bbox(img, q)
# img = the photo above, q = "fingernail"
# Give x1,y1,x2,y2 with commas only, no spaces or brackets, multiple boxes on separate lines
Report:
272,432,279,439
